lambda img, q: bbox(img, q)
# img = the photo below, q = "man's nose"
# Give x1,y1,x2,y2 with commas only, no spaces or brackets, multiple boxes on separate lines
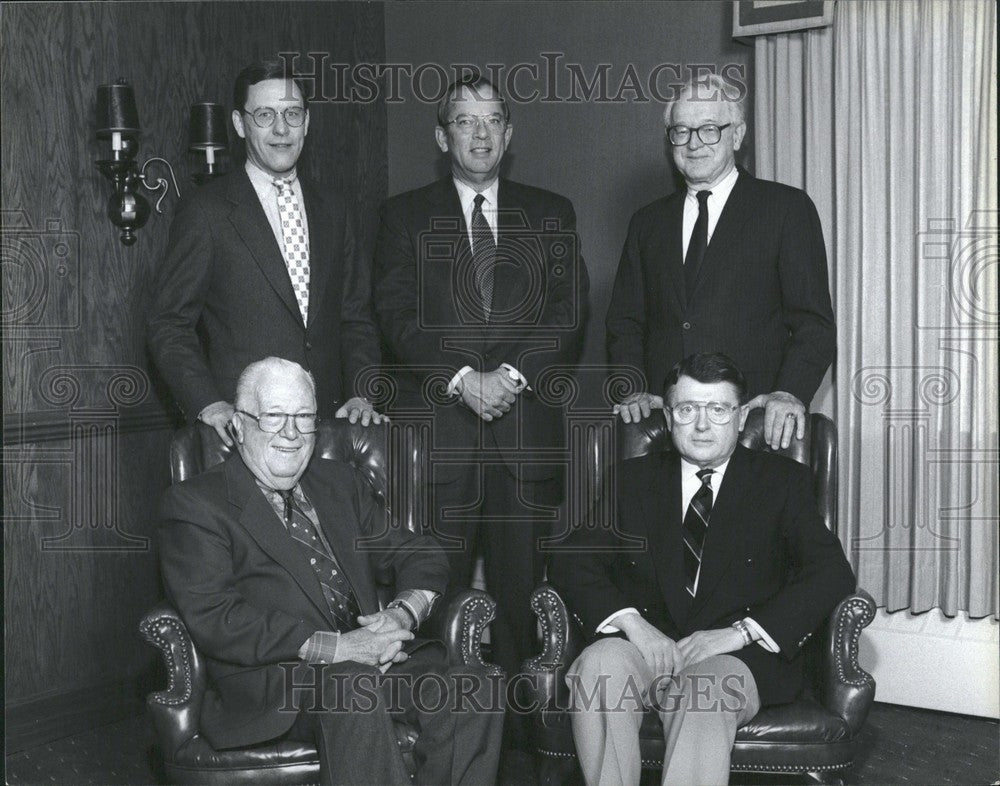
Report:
273,114,290,135
694,407,711,429
473,120,489,137
686,133,704,151
280,418,299,438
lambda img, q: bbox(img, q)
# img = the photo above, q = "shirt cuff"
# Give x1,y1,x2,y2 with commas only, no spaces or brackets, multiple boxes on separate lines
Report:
596,607,640,634
390,589,439,628
298,630,340,663
744,617,780,653
500,363,531,391
446,366,474,396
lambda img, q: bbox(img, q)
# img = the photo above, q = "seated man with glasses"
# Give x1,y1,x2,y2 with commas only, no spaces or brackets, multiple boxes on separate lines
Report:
607,73,835,454
148,59,383,451
550,352,855,786
158,357,503,786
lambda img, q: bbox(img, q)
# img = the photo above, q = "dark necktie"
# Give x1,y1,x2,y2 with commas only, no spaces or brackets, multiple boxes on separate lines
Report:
682,468,714,597
280,489,360,632
471,193,496,320
684,190,712,297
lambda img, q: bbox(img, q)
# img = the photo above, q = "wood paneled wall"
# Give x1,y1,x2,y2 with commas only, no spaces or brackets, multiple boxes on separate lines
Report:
1,1,387,750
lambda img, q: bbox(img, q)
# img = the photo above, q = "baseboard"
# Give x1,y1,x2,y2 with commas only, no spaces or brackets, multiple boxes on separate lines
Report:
5,679,144,754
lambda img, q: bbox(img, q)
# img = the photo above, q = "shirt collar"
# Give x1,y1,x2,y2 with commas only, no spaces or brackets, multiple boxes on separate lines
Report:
452,177,499,214
685,166,738,203
680,455,732,485
245,159,298,190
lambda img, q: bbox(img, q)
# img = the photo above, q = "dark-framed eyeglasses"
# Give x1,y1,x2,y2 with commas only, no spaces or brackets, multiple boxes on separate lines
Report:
242,106,307,129
668,401,739,425
667,123,731,146
445,113,507,132
237,410,319,434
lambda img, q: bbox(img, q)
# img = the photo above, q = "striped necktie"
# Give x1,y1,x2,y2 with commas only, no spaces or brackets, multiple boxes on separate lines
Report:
682,468,714,597
279,489,360,632
273,177,310,324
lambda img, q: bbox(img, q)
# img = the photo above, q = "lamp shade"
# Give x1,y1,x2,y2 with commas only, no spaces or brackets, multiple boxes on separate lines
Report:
188,102,228,151
96,79,141,139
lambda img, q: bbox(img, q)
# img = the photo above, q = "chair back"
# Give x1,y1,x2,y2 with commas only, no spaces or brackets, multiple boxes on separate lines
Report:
169,420,428,535
614,408,838,534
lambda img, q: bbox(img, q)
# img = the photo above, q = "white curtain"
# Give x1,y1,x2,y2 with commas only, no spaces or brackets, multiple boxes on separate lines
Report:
755,0,998,617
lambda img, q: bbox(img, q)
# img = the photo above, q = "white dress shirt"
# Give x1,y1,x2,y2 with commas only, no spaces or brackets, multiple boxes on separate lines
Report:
597,453,779,653
681,165,739,260
244,160,309,259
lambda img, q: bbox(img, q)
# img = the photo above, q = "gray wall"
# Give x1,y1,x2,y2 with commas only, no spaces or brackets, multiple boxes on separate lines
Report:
384,0,753,368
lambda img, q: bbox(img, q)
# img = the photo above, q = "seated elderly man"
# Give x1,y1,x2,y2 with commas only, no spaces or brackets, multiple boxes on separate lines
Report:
550,352,855,786
158,357,502,786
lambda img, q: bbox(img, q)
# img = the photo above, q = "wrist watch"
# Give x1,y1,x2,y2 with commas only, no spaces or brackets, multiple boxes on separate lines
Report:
731,618,753,647
386,601,418,630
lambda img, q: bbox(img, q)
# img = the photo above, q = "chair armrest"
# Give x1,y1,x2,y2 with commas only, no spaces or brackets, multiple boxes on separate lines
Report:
521,584,585,709
819,588,877,735
138,602,206,760
439,589,504,678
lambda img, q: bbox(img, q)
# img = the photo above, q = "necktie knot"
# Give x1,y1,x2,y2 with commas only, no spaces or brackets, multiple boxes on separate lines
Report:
272,176,296,192
473,193,486,210
696,189,712,206
696,468,714,487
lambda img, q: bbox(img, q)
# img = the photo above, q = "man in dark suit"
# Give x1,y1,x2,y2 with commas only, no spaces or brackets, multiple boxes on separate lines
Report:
372,75,589,720
550,353,854,785
158,357,502,786
606,74,835,450
148,60,383,447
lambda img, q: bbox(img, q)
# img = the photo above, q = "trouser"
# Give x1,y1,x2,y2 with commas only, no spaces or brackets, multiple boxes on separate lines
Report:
567,637,761,786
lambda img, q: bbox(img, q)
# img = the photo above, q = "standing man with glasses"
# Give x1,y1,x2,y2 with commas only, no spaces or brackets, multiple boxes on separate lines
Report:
606,73,835,450
550,352,854,786
158,357,503,786
148,60,383,446
372,74,589,754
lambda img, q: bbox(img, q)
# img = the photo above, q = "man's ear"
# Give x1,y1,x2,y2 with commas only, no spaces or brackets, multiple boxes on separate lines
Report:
737,404,750,432
231,412,246,445
663,405,674,433
503,123,513,148
434,125,449,153
732,120,747,152
232,109,247,140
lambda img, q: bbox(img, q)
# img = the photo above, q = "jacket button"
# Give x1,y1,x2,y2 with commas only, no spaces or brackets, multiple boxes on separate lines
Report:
682,321,692,330
305,341,313,351
745,558,754,566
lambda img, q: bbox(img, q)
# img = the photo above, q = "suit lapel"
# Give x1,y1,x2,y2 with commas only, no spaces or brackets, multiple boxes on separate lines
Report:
224,456,335,627
226,169,303,327
687,445,753,621
492,179,525,321
658,192,687,313
636,452,690,627
432,179,486,329
300,466,376,615
688,171,754,299
300,176,331,330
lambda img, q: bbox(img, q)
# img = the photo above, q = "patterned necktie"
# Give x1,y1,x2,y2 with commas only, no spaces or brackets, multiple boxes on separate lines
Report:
471,193,496,320
273,177,310,324
279,489,360,632
684,189,712,297
682,468,714,597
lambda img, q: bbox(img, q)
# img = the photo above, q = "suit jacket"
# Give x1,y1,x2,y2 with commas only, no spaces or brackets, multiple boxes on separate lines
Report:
157,454,450,749
605,171,835,404
549,444,855,706
373,177,590,482
147,167,380,418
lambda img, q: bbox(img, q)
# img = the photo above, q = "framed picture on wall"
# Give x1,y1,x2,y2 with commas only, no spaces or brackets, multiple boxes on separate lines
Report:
732,0,835,37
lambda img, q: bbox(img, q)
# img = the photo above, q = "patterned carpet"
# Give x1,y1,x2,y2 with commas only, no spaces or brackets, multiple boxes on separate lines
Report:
4,702,998,785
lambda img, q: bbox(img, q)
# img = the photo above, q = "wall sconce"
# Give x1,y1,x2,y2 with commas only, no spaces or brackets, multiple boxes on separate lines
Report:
189,102,228,185
95,79,180,246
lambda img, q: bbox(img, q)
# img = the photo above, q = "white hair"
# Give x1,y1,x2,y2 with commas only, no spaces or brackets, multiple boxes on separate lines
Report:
234,357,316,410
663,73,746,128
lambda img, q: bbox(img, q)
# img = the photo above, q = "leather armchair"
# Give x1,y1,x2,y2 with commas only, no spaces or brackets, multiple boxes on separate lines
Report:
523,410,876,785
140,420,501,785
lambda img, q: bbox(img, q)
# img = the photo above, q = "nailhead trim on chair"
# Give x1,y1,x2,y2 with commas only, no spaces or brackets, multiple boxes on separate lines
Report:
139,613,194,705
536,748,850,773
525,586,566,671
461,594,504,677
834,595,876,688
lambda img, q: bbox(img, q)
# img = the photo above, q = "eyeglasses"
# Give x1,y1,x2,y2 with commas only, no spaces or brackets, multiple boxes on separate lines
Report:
242,106,307,129
668,401,740,425
445,113,507,132
237,410,319,434
667,123,732,146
